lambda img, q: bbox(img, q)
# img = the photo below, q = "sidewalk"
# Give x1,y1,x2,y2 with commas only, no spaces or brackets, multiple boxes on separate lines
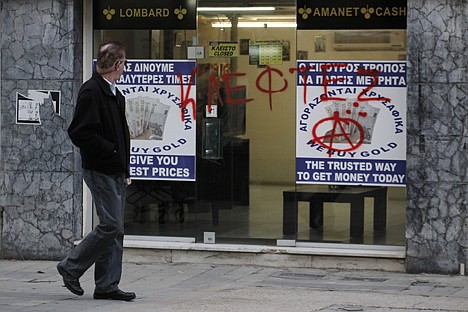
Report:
0,260,467,312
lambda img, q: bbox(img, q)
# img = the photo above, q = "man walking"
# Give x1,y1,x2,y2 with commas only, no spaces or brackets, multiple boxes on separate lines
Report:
57,41,135,301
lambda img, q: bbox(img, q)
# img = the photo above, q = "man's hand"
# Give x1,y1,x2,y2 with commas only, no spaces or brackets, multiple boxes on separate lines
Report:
126,178,132,186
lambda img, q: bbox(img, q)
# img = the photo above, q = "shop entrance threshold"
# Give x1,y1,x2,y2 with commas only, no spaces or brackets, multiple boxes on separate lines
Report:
120,236,406,272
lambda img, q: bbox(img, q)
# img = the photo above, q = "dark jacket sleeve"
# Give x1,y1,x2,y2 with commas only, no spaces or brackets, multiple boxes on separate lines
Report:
68,89,116,157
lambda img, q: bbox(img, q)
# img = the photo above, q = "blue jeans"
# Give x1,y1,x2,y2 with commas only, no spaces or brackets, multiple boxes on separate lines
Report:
60,169,127,293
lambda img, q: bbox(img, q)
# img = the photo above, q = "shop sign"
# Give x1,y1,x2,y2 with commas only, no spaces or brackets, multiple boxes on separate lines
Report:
94,0,196,30
296,0,407,30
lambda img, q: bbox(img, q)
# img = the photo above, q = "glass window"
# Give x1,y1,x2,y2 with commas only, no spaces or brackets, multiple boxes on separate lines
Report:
295,28,406,245
92,0,406,247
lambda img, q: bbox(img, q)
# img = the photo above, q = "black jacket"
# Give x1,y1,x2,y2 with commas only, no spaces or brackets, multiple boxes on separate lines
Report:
68,72,130,177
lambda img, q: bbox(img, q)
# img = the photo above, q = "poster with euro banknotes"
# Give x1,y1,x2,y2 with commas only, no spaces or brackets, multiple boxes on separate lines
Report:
116,60,196,181
295,60,406,186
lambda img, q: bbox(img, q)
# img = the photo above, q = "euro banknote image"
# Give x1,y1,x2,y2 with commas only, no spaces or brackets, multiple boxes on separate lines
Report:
323,99,380,144
126,96,170,140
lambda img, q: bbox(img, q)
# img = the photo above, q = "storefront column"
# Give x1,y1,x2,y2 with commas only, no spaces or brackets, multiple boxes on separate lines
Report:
0,0,83,259
406,0,468,274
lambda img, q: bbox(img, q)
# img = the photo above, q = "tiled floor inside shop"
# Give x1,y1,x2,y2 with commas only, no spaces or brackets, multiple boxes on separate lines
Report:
124,184,406,246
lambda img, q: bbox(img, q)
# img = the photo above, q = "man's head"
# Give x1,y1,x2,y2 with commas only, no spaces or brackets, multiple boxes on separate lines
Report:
96,41,127,81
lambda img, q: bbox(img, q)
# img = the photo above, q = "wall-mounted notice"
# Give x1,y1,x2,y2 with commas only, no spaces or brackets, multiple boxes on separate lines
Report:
249,41,283,66
16,90,61,125
117,60,196,181
295,60,407,186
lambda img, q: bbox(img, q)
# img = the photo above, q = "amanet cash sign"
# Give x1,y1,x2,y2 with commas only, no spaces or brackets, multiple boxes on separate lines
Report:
296,0,407,30
305,6,406,17
94,0,196,30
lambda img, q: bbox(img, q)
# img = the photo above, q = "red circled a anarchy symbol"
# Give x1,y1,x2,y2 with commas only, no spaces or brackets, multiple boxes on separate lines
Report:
311,111,365,154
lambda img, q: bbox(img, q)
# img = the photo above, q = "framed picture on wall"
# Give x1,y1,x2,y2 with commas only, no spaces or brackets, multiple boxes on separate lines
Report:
297,50,308,60
240,39,250,55
314,36,326,52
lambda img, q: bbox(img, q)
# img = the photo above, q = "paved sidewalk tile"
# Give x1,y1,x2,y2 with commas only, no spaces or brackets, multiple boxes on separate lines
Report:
0,260,467,312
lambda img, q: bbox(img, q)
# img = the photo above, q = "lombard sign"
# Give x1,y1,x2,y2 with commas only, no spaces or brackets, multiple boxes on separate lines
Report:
296,0,407,30
94,0,196,29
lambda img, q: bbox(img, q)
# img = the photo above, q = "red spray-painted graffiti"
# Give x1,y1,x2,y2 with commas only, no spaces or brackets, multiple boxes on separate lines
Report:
312,102,368,156
178,63,392,157
308,65,391,154
178,67,197,121
256,66,288,111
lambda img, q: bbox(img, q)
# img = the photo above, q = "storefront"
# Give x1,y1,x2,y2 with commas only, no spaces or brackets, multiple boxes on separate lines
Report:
7,0,468,274
86,0,407,255
3,0,466,274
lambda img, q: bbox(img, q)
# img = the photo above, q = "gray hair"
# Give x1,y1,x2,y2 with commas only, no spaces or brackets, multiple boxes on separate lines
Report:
96,41,126,70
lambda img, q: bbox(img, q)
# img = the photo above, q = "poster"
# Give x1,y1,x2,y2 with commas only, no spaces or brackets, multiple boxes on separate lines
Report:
295,60,406,186
117,60,196,181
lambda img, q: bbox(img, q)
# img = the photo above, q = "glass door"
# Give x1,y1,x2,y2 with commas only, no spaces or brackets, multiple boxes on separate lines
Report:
195,0,297,244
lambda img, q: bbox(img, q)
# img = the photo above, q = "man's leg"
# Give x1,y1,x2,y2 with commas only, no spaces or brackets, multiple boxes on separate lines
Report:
94,174,126,293
59,170,125,290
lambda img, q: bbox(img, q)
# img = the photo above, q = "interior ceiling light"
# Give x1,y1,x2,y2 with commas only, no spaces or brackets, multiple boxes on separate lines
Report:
198,6,276,12
212,22,296,28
